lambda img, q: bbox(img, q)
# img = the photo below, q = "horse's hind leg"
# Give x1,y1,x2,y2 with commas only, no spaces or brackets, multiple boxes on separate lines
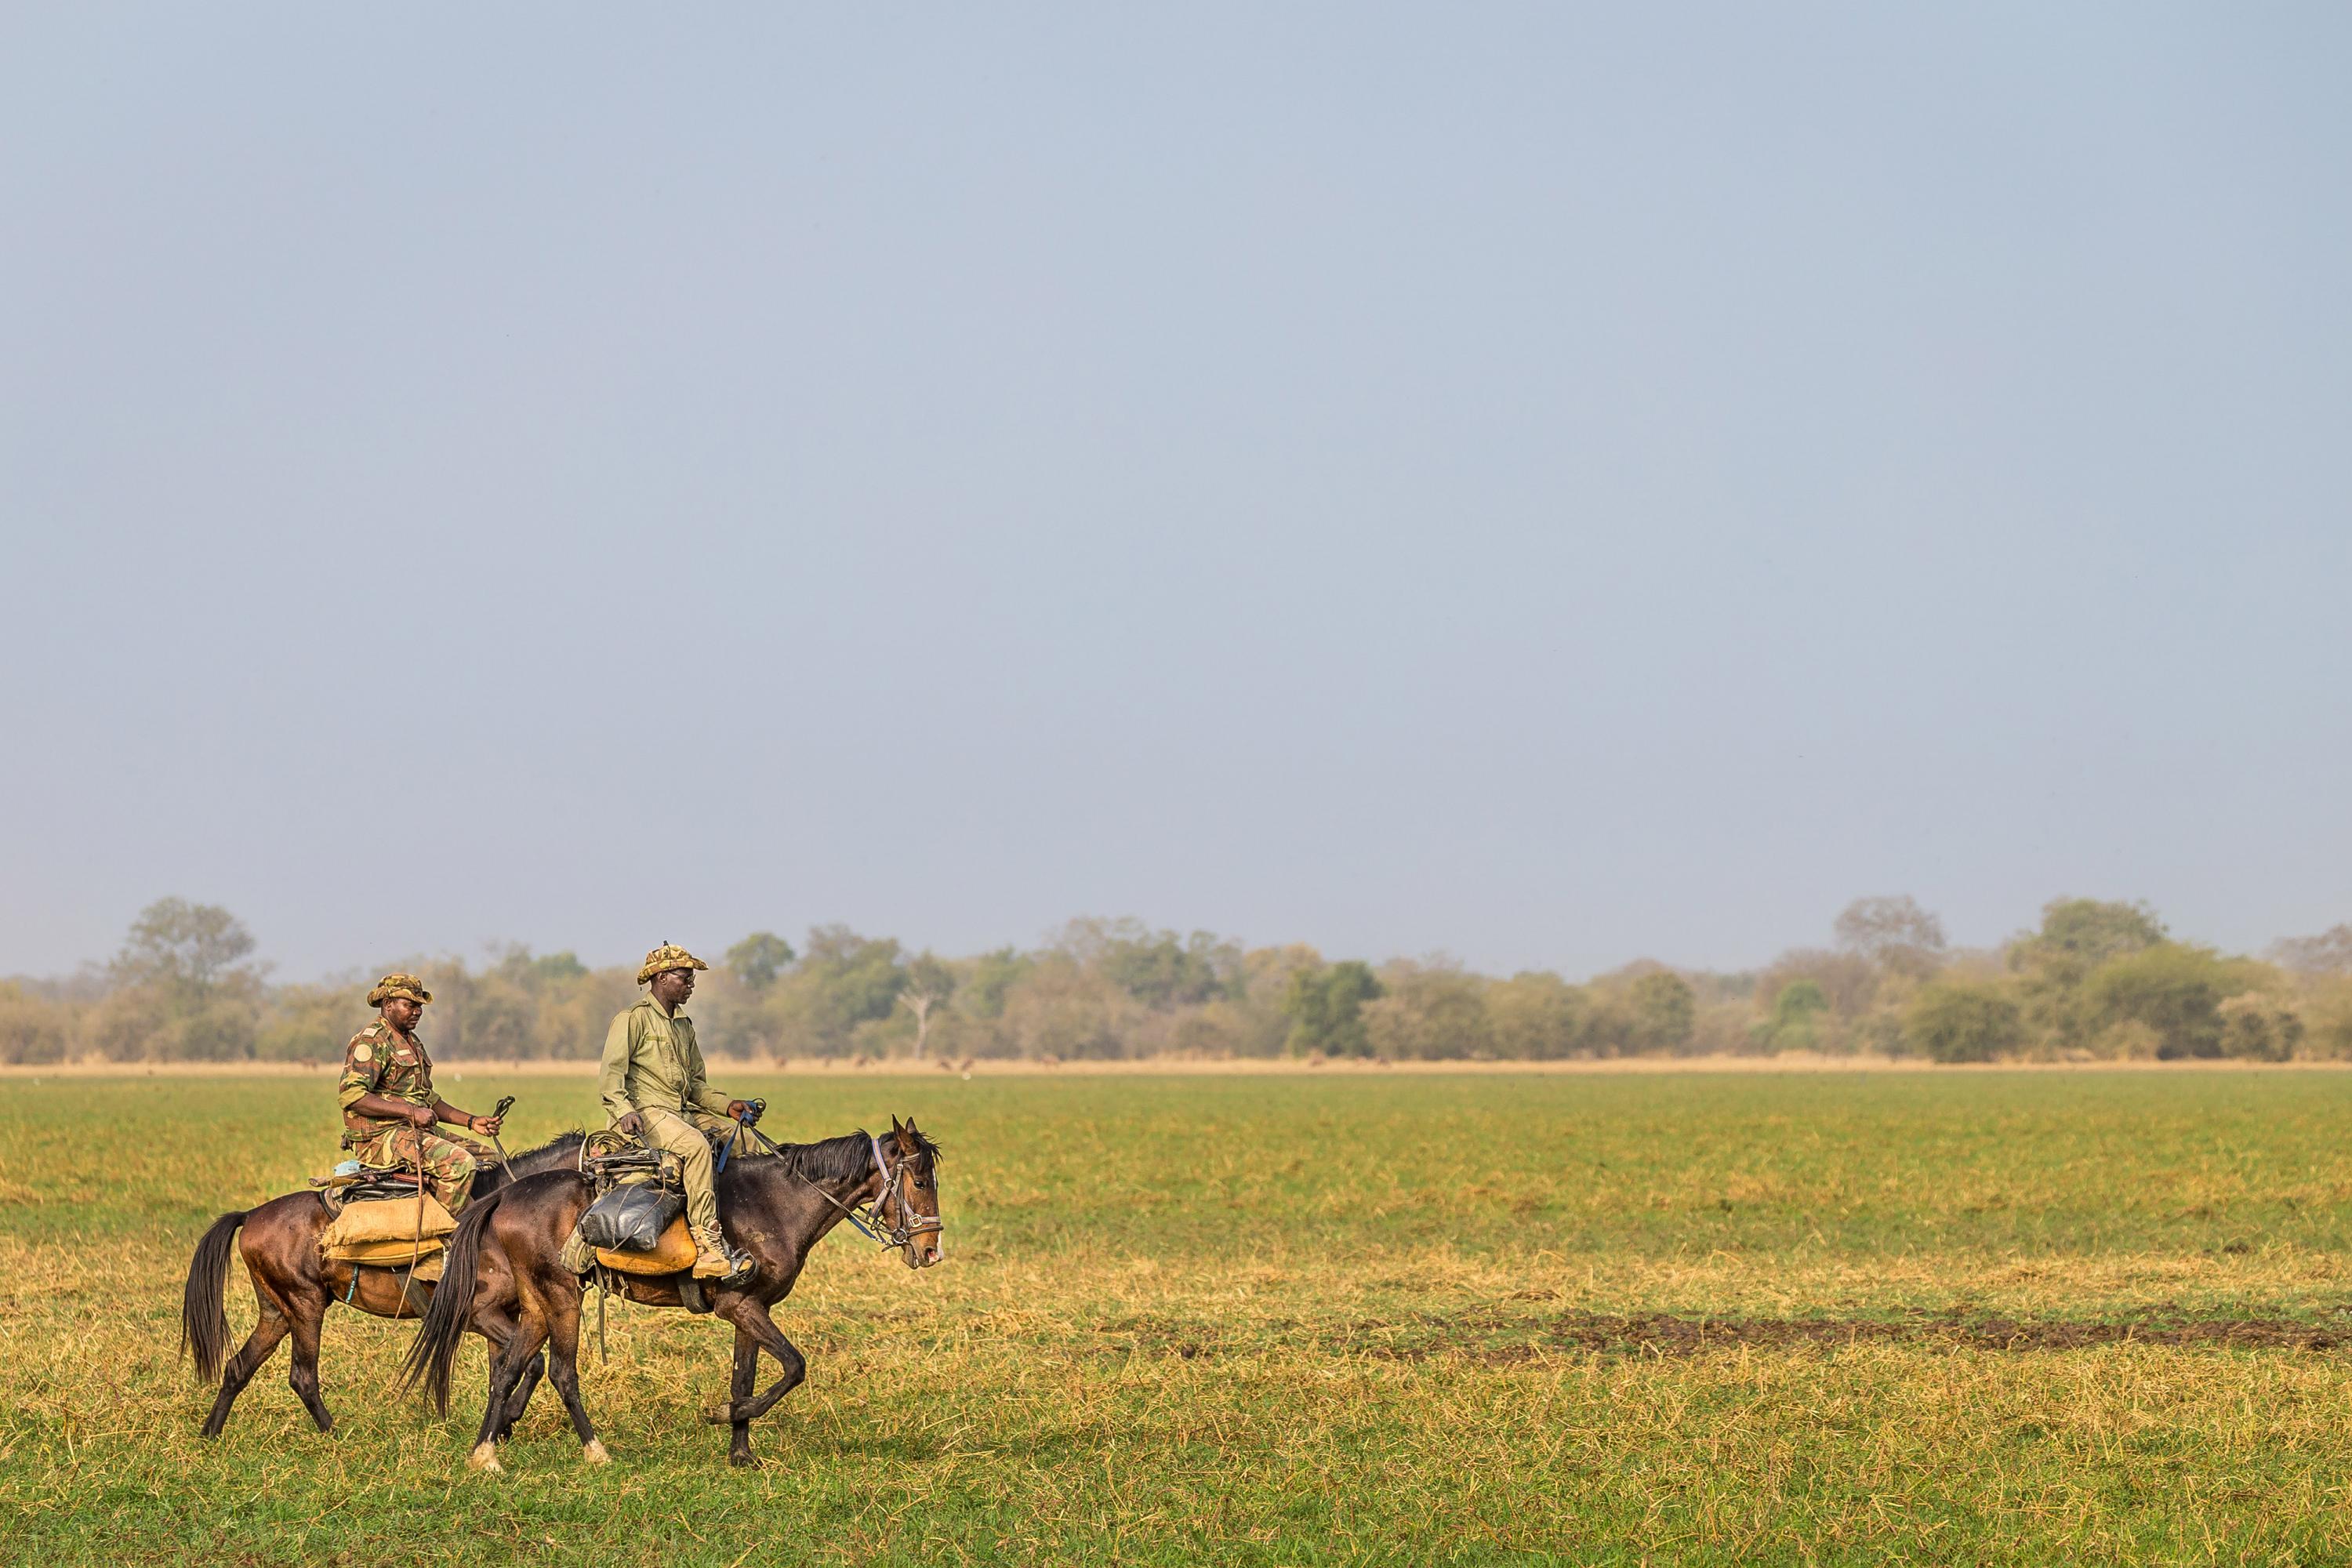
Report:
543,1289,608,1465
286,1296,335,1432
200,1300,290,1439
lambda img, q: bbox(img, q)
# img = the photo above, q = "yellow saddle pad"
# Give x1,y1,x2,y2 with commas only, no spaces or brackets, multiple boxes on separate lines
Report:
321,1195,457,1250
323,1236,447,1265
596,1216,697,1276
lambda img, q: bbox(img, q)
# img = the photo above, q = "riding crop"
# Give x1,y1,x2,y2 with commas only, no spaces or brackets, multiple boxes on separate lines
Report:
485,1094,518,1184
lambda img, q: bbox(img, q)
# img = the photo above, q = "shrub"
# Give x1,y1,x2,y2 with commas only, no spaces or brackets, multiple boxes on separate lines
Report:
2080,945,2249,1060
2216,993,2304,1062
0,983,70,1065
1904,979,2024,1063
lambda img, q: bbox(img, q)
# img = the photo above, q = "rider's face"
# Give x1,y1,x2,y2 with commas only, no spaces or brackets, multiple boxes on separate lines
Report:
653,968,696,1008
383,997,422,1033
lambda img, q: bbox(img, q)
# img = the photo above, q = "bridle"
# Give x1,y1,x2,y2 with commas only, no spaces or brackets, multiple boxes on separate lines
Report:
858,1132,946,1253
744,1124,943,1256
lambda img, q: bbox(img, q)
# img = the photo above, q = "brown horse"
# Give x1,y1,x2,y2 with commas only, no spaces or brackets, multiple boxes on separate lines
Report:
180,1131,589,1439
404,1116,942,1470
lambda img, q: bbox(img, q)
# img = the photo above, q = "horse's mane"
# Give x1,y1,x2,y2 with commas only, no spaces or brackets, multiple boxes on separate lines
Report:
503,1124,942,1185
751,1125,944,1180
507,1130,587,1171
761,1131,880,1182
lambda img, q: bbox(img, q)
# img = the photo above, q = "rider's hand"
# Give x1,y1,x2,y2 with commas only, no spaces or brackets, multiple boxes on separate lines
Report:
473,1114,503,1138
615,1111,644,1138
726,1100,751,1121
406,1103,437,1130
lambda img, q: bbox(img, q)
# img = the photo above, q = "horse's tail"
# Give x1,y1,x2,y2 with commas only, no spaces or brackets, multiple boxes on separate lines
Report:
180,1210,249,1384
402,1185,500,1415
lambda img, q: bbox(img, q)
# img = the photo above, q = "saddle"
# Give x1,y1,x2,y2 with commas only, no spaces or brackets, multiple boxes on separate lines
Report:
336,1171,426,1206
307,1159,450,1271
568,1133,711,1310
574,1138,692,1274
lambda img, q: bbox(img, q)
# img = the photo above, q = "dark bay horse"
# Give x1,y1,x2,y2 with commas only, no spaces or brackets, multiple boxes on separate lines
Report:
180,1131,588,1439
404,1116,942,1471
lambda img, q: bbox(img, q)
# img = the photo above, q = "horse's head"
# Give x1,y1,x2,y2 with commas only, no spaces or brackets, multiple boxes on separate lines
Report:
880,1115,944,1270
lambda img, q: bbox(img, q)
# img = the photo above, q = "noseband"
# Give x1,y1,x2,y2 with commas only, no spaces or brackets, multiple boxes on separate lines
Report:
859,1133,946,1253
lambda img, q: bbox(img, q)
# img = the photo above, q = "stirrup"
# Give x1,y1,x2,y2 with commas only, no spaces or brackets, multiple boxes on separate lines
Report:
691,1234,757,1283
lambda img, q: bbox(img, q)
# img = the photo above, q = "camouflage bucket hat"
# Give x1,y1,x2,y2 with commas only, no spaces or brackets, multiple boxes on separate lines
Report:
367,972,433,1007
637,942,710,986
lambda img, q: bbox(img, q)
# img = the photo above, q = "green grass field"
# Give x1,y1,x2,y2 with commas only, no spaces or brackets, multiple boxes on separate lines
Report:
6,1068,2352,1564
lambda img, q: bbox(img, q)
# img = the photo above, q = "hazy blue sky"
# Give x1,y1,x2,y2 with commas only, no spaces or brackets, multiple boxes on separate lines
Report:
4,6,2347,983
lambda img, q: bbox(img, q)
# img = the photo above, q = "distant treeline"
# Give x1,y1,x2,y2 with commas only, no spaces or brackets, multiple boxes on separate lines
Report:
5,896,2352,1066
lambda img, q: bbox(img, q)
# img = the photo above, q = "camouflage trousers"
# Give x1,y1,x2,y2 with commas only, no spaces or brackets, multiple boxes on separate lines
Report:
349,1123,495,1214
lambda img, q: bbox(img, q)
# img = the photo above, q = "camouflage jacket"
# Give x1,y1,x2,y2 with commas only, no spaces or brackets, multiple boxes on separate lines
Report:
338,1018,437,1142
598,996,732,1123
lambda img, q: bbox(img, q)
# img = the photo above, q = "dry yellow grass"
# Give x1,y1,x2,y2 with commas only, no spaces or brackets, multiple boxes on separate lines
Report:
4,1069,2352,1563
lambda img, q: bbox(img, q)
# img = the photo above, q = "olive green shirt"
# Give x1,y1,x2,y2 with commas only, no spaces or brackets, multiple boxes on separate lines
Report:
598,996,732,1123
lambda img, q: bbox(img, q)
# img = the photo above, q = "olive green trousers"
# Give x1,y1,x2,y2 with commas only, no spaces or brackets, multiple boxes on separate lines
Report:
632,1105,739,1236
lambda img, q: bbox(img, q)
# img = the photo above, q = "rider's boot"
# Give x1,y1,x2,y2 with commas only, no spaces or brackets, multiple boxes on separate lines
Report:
690,1225,756,1283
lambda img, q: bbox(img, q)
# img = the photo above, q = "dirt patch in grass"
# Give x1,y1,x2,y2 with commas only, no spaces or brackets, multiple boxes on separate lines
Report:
1528,1309,2349,1356
1093,1307,2352,1363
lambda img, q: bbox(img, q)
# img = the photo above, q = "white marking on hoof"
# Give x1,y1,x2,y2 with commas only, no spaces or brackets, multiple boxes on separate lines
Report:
582,1439,612,1465
467,1443,504,1474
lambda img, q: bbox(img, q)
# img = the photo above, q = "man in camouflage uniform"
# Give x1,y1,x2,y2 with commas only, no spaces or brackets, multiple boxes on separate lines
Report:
599,943,757,1282
339,973,505,1214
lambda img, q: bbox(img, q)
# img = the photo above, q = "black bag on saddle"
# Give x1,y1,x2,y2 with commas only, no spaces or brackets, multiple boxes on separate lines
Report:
577,1184,683,1252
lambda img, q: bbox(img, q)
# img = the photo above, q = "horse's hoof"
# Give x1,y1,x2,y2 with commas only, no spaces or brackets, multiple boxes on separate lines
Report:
582,1439,612,1466
729,1450,760,1470
466,1443,504,1475
702,1403,735,1425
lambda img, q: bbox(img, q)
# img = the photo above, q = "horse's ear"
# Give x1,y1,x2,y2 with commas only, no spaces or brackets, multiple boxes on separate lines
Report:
891,1113,905,1133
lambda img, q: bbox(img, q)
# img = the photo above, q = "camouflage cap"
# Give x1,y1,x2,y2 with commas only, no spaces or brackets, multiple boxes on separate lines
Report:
367,972,433,1007
637,942,710,986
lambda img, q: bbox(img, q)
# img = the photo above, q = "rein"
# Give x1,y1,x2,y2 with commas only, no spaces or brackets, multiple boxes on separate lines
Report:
740,1124,942,1253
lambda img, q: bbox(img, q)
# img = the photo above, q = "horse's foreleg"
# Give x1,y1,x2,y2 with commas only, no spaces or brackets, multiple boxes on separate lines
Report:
469,1316,546,1473
471,1307,541,1443
725,1327,761,1467
498,1352,548,1439
704,1300,806,1447
200,1302,290,1439
285,1297,334,1432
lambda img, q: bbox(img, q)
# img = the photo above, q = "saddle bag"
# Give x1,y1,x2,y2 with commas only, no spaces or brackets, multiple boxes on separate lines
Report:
577,1184,683,1252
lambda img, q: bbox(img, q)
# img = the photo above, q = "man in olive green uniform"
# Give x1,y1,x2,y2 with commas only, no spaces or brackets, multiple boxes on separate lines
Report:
339,973,505,1214
600,944,757,1282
